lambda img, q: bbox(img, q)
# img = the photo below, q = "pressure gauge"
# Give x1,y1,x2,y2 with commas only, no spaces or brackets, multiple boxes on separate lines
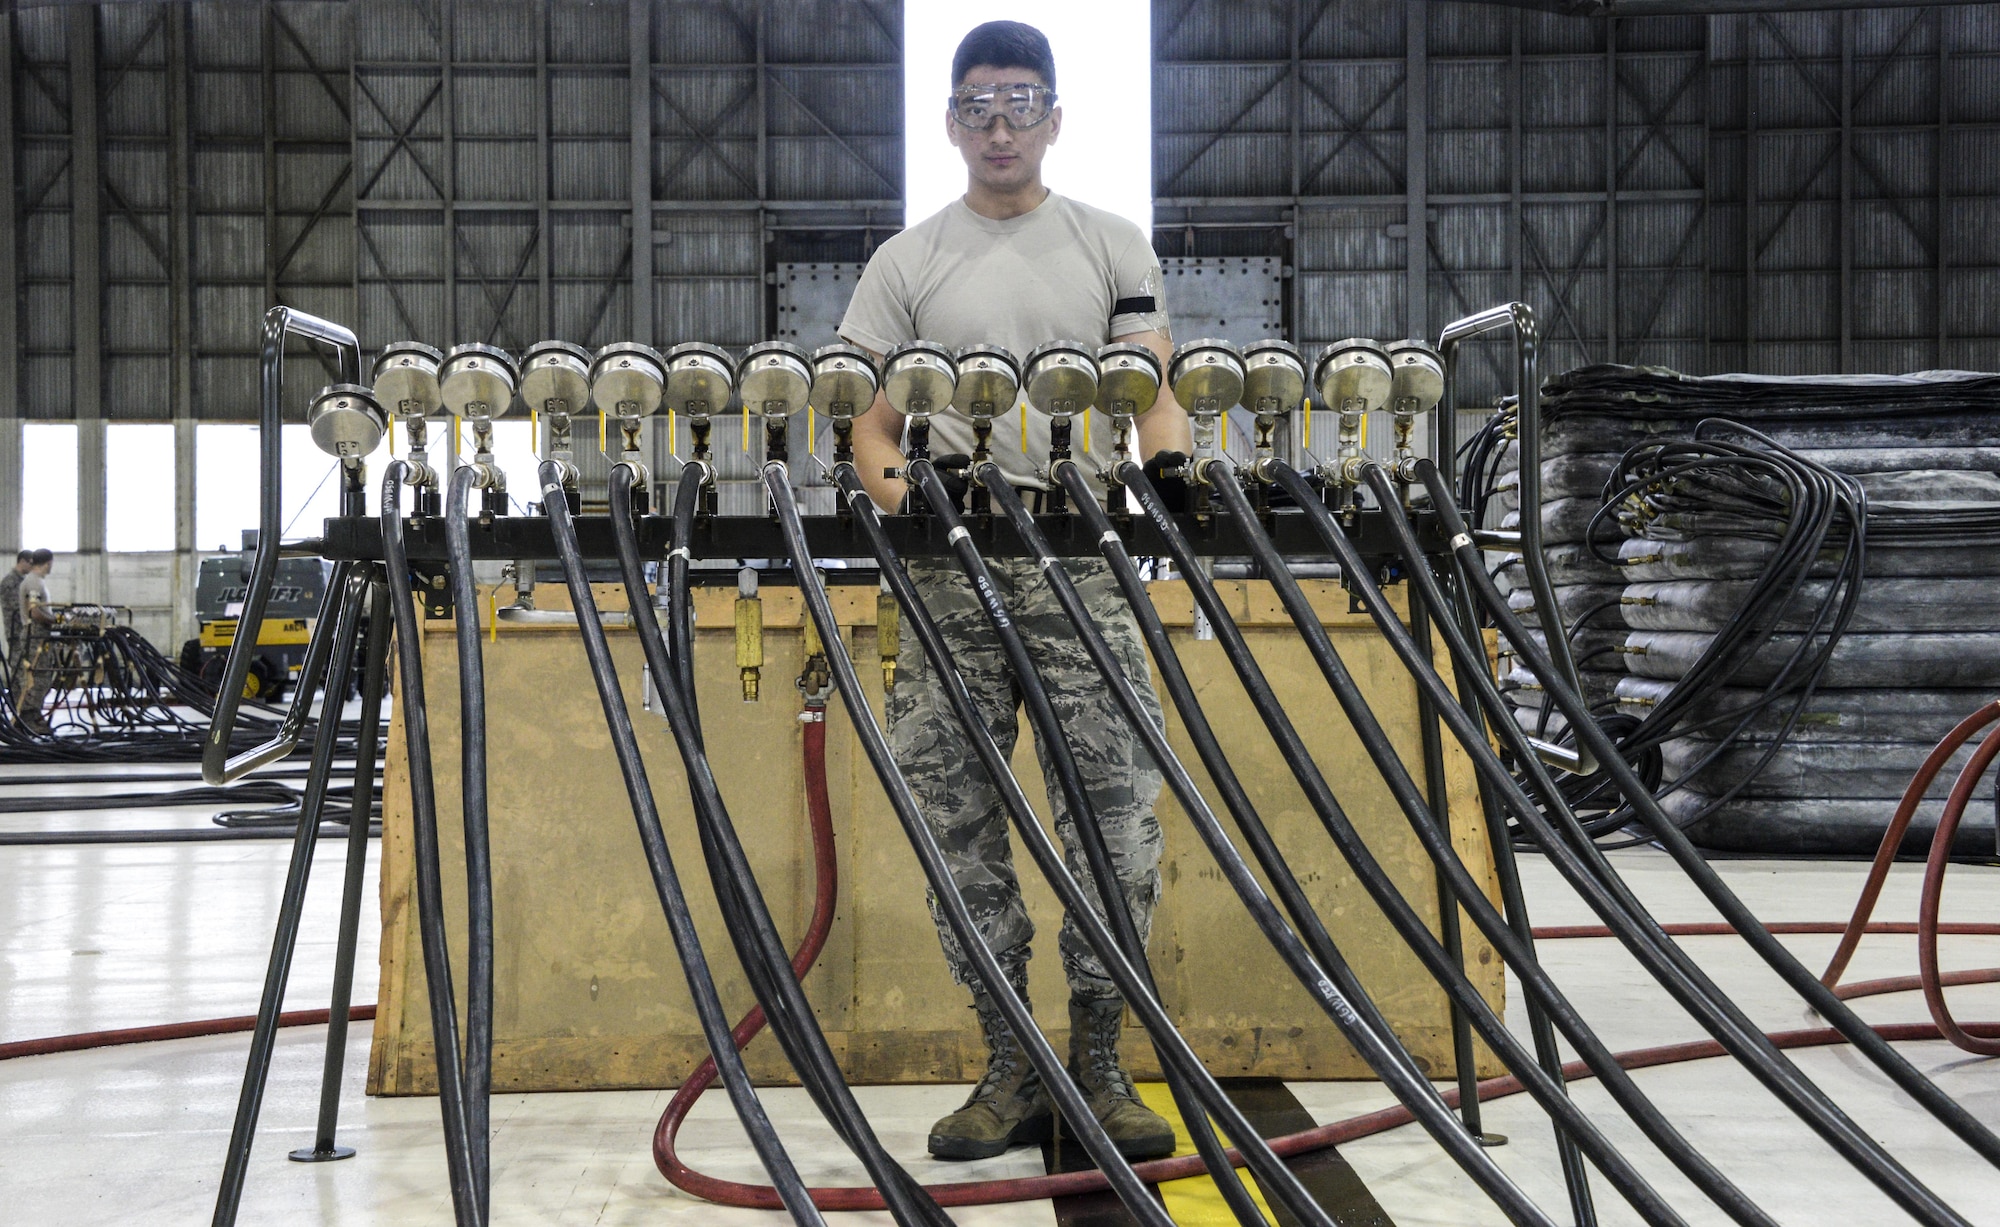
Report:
1313,339,1393,412
1094,342,1162,417
1023,340,1098,419
1242,340,1306,415
663,342,735,419
308,384,388,459
1385,339,1445,414
589,342,667,417
951,344,1020,422
1167,338,1245,413
881,340,957,420
737,341,812,418
519,341,591,416
439,343,519,420
371,341,443,419
809,344,878,420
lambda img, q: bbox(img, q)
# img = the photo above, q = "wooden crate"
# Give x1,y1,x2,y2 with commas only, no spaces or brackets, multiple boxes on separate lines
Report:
367,579,1506,1094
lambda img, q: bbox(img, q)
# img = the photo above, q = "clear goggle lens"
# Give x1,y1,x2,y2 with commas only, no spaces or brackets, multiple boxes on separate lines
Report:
948,83,1057,130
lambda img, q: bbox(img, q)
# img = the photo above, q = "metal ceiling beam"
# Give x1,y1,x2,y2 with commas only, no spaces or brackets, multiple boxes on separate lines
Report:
1455,0,1986,15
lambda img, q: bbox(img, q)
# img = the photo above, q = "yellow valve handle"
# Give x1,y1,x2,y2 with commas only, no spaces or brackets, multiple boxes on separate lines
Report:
807,406,815,455
667,408,677,458
1081,407,1090,456
488,587,498,643
1302,397,1312,450
598,410,607,455
1359,408,1369,450
742,409,751,455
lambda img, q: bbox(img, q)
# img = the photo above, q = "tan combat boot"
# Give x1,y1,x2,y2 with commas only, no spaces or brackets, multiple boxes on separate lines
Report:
927,984,1053,1160
1063,995,1176,1160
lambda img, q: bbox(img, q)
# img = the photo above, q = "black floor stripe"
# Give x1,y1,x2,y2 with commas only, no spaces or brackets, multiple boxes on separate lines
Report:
1046,1078,1397,1226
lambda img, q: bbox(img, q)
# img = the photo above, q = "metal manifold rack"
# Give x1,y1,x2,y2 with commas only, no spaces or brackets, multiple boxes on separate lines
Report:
200,304,2000,1227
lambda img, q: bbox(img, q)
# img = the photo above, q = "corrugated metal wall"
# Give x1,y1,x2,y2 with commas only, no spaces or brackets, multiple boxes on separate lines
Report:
4,0,2000,628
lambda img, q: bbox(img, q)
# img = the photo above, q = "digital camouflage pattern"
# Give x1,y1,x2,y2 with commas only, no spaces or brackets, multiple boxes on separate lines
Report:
887,556,1166,1003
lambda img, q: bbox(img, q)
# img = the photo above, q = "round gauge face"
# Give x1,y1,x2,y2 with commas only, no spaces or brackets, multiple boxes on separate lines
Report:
737,343,812,417
372,343,443,418
590,344,666,416
520,344,592,416
951,346,1020,418
1094,342,1161,415
1023,342,1098,418
309,384,387,458
809,345,878,419
1241,341,1306,413
1168,339,1246,411
440,345,520,419
882,342,957,418
1385,342,1445,411
664,344,736,417
1314,340,1393,411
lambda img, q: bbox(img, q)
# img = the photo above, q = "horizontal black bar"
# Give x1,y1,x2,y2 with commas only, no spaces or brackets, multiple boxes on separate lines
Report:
318,507,1451,565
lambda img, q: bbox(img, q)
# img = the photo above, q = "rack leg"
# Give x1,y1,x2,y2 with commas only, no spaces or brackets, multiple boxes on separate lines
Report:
211,576,370,1226
291,575,392,1164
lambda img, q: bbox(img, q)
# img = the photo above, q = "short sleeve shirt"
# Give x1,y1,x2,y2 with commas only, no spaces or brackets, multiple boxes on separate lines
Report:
839,191,1169,492
19,573,48,627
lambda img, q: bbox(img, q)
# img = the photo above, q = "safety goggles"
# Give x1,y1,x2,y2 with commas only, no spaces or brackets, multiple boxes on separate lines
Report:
948,82,1058,131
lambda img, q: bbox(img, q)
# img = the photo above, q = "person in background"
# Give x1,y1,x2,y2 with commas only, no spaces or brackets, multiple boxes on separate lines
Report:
838,20,1189,1164
14,549,58,734
0,550,30,666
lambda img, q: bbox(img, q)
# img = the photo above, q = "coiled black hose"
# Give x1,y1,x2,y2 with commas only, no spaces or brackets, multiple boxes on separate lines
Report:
1415,458,2000,1164
1097,460,1761,1227
573,458,920,1227
889,461,1311,1227
918,463,1556,1227
1334,460,1984,1227
763,460,1205,1227
378,464,481,1227
443,465,498,1219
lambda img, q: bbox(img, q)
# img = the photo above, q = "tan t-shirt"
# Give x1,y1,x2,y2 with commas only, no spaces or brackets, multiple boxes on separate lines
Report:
838,191,1169,492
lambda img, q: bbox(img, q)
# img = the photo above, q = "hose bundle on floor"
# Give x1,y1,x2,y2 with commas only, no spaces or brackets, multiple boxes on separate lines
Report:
1476,364,2000,854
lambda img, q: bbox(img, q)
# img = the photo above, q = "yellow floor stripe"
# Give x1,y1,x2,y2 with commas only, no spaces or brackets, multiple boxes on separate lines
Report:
1134,1081,1281,1226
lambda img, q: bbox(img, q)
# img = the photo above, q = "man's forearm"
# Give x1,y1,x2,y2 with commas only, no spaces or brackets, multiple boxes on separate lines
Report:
852,418,910,513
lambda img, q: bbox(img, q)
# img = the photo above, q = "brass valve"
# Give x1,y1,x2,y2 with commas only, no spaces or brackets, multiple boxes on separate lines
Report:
877,585,899,692
734,567,763,702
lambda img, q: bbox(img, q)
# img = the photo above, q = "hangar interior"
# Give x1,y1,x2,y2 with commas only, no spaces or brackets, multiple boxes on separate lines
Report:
5,2,2000,1225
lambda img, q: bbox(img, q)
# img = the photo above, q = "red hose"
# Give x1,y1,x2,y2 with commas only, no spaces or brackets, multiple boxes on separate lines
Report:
1822,699,2000,988
1916,721,2000,1055
12,692,2000,1211
0,1005,375,1062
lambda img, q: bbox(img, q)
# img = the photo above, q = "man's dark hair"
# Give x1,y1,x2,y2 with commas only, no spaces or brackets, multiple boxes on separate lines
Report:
15,550,29,563
29,549,53,566
952,21,1055,90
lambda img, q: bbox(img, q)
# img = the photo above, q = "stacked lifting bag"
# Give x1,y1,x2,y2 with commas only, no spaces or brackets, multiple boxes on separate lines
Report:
1486,364,2000,855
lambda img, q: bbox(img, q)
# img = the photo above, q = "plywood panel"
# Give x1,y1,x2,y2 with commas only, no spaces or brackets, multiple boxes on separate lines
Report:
368,579,1505,1094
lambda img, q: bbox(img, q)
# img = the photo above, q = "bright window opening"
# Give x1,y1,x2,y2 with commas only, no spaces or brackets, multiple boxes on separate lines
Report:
904,5,1152,238
106,424,178,552
21,423,80,554
195,424,363,553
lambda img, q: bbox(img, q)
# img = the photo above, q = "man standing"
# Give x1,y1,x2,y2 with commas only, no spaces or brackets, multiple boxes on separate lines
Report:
0,550,30,664
839,21,1189,1163
14,550,58,733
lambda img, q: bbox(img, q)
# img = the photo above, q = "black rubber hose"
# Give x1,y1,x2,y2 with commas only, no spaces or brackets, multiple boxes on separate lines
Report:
0,823,372,846
1413,462,2000,1191
595,463,953,1227
1101,461,1733,1227
444,464,497,1218
760,461,1176,1227
1302,459,1972,1227
911,463,1556,1227
884,463,1306,1227
1319,459,1974,1227
666,462,703,709
536,461,831,1227
380,463,481,1227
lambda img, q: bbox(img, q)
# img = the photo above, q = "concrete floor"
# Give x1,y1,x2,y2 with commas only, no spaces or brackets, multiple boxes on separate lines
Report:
4,761,2000,1225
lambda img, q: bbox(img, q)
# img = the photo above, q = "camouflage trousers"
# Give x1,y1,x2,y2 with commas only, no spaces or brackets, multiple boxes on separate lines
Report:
887,556,1166,1004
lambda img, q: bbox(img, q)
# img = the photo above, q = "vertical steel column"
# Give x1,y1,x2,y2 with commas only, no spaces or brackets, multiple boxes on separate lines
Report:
1744,21,1758,370
1509,11,1523,310
444,0,458,348
262,0,276,311
71,5,105,602
629,0,653,347
1837,10,1851,372
1701,15,1715,375
1603,16,1618,363
537,0,551,342
1936,26,1948,367
0,7,20,558
1405,0,1428,338
169,5,197,638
